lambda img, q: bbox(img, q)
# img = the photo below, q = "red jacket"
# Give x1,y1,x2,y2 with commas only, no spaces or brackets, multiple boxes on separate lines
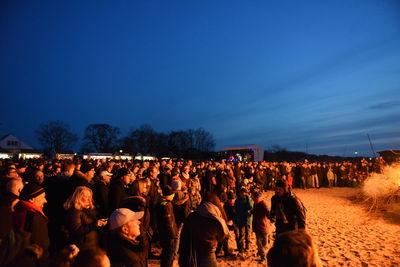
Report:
252,200,270,234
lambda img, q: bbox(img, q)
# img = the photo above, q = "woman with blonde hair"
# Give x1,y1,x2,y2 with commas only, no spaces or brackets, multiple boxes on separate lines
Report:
64,186,107,249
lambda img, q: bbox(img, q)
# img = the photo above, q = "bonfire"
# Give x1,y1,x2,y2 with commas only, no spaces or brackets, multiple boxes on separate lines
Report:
361,164,400,212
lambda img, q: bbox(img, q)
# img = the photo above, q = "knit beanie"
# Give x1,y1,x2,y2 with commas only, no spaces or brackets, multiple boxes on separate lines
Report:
20,183,45,201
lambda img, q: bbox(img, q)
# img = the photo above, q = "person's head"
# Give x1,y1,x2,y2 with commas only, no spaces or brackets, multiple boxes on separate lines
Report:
64,186,94,210
252,191,263,201
171,168,180,177
20,183,47,210
80,162,95,180
99,170,113,184
73,248,110,267
63,161,76,176
5,167,19,179
275,179,288,197
118,168,132,185
238,187,248,198
109,208,144,241
33,170,44,185
149,167,159,179
202,192,227,221
162,185,175,201
16,163,27,174
7,178,24,197
120,196,146,212
267,230,321,267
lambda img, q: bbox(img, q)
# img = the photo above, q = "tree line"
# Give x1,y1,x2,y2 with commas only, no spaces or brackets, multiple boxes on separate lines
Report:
36,120,216,159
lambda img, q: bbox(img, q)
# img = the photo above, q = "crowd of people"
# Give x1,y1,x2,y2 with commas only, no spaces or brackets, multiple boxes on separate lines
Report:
0,157,386,266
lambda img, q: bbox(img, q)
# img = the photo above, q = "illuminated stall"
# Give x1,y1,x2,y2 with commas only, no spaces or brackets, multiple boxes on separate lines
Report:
221,144,264,162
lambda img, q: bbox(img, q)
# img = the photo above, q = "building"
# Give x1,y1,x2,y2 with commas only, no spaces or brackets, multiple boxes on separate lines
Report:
0,134,42,159
220,144,264,162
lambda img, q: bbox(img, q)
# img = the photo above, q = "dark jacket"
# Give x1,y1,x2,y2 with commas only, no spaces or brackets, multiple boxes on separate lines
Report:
156,198,178,242
270,193,306,235
64,208,99,249
108,232,145,267
93,179,110,218
234,196,253,227
252,200,270,234
109,179,129,212
12,200,50,257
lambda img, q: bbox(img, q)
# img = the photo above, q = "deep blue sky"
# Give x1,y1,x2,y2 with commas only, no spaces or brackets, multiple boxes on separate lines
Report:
1,1,400,156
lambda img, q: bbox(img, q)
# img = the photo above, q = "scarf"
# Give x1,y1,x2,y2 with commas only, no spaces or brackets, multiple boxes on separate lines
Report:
13,200,48,232
196,202,229,236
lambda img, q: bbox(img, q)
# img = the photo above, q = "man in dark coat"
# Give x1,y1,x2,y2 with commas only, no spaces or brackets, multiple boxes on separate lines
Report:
12,183,50,259
156,186,178,267
43,161,75,254
270,179,306,235
108,208,145,267
93,170,112,218
109,168,131,211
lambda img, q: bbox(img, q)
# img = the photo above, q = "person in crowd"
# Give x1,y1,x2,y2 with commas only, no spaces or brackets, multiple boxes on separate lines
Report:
187,172,202,211
63,186,108,250
16,162,27,180
156,185,178,267
44,160,76,254
327,166,335,188
179,192,229,267
234,187,253,257
13,183,50,258
108,208,145,267
270,179,306,235
119,195,153,264
0,179,25,266
252,191,271,263
109,168,132,211
93,170,113,218
171,179,190,230
267,230,321,267
69,161,96,194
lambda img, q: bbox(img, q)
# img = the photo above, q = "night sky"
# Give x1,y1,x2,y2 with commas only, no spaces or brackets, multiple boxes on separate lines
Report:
1,1,400,156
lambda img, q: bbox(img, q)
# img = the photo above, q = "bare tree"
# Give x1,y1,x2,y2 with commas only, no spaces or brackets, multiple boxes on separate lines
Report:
36,120,78,152
121,125,215,158
83,124,120,153
192,127,215,151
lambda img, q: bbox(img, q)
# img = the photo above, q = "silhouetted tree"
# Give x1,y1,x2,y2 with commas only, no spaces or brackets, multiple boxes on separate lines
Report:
83,124,120,152
121,125,215,159
36,120,78,152
191,127,215,151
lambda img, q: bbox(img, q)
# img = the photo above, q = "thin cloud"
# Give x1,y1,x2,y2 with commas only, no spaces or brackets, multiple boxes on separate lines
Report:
369,101,400,110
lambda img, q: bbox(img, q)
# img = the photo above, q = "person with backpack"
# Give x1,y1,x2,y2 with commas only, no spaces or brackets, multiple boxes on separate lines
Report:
270,179,306,236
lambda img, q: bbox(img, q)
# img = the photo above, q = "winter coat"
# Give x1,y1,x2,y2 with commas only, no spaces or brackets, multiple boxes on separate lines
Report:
108,179,129,211
108,233,145,267
156,198,178,242
64,208,99,249
270,193,306,234
252,200,270,234
234,196,253,227
12,200,50,257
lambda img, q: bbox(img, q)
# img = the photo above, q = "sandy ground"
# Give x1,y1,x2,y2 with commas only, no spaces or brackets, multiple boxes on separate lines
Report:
150,188,400,266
